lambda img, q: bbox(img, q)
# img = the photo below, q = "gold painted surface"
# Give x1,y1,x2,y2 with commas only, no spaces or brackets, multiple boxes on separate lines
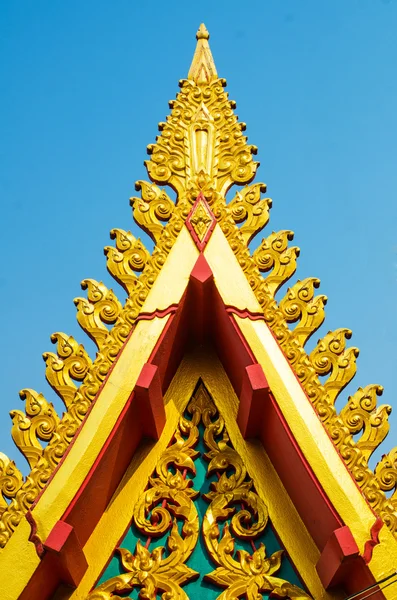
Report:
1,19,396,562
188,23,218,84
340,385,391,462
189,197,213,241
252,231,300,298
235,316,397,595
34,316,169,542
88,376,312,599
174,27,397,536
139,226,199,314
131,181,175,244
74,280,123,350
65,351,337,600
0,518,41,600
0,316,170,600
10,390,60,469
0,165,187,547
203,221,397,594
199,383,311,599
104,229,150,295
0,453,23,516
87,389,201,600
43,332,92,409
205,225,262,312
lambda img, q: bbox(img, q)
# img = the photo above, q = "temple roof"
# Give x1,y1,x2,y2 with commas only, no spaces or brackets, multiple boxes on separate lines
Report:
1,23,397,600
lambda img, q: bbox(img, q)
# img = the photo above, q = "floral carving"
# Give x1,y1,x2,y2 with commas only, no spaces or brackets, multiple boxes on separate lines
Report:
88,385,202,599
198,384,311,599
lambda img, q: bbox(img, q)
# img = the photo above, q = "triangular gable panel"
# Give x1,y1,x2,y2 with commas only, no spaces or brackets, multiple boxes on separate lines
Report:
1,23,397,600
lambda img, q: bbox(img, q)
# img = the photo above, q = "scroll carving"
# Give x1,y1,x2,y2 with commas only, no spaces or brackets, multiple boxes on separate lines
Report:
146,78,258,197
90,383,308,599
2,25,397,553
104,229,150,294
375,449,397,500
88,383,201,599
309,329,359,405
199,384,311,599
252,231,300,298
0,453,23,516
131,181,174,243
228,183,271,245
279,278,327,347
10,389,60,469
74,280,122,349
43,333,92,408
340,385,391,463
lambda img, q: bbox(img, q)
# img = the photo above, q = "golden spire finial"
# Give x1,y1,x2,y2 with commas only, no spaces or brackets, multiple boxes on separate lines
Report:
188,23,217,84
196,23,209,40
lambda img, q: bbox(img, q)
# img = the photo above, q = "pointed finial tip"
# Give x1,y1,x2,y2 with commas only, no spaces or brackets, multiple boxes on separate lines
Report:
196,23,209,40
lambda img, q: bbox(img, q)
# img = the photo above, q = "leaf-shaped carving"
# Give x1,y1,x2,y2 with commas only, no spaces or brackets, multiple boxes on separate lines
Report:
104,229,150,294
43,333,92,408
340,385,391,463
74,279,122,350
0,453,23,515
252,231,300,298
309,329,359,405
10,389,60,469
375,448,397,499
131,181,174,243
228,183,271,244
279,278,327,347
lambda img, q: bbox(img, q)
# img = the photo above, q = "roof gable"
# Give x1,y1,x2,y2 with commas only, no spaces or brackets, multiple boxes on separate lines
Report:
1,23,397,600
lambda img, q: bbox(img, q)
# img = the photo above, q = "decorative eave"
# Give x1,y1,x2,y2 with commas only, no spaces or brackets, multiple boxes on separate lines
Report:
1,23,397,599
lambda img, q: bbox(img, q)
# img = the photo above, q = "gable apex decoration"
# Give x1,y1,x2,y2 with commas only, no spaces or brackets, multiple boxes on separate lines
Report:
0,22,397,600
186,192,216,250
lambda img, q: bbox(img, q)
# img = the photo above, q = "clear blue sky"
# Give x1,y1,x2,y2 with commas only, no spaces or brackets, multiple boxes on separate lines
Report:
1,0,396,475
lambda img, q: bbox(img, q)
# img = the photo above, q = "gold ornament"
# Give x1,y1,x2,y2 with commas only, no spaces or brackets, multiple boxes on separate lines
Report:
74,280,122,350
228,183,271,245
2,23,397,551
309,329,359,406
88,385,202,599
43,333,92,408
340,385,391,463
90,383,307,599
279,278,327,347
189,198,213,241
10,390,60,469
131,181,174,243
104,229,150,295
253,231,300,298
0,453,23,516
197,383,311,599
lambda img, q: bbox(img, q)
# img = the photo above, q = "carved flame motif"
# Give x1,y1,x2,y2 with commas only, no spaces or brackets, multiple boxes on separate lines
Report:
89,383,307,599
